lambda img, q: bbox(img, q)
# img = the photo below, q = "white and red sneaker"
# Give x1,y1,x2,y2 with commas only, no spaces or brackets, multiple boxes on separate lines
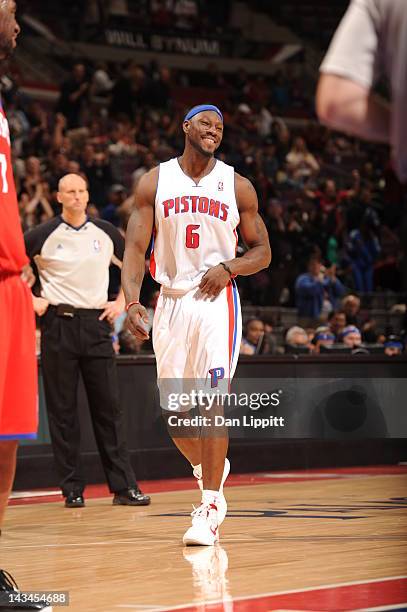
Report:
193,458,230,525
183,502,219,546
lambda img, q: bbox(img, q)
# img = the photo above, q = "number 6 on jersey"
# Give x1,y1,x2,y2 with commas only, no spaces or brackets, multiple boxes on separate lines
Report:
186,224,200,249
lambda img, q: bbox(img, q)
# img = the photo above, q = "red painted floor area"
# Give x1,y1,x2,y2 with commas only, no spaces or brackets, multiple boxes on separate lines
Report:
9,465,407,506
176,577,407,611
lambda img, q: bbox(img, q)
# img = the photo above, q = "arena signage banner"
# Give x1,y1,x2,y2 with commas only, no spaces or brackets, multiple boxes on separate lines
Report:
104,29,225,57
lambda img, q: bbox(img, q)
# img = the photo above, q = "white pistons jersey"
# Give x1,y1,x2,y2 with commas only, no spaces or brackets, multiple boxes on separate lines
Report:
150,157,239,292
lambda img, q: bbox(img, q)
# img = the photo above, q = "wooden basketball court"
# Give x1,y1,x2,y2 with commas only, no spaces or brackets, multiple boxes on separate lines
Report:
3,466,407,611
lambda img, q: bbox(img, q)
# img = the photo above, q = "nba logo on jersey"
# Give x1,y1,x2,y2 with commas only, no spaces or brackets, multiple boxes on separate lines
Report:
218,181,223,191
209,367,225,388
93,239,101,252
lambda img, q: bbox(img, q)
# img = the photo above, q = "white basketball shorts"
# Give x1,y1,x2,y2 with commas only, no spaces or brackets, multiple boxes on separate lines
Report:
153,280,242,411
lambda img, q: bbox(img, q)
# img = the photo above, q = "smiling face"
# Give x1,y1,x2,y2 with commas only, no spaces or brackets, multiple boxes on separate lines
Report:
0,0,19,59
183,111,223,158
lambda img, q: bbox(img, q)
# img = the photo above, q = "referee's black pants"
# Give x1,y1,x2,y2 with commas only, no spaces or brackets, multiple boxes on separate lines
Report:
40,306,136,497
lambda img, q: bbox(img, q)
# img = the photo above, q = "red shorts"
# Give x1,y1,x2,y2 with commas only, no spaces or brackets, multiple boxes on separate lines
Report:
0,273,38,440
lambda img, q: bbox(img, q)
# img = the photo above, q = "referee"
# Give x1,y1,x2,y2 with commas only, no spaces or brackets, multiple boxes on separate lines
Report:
24,173,150,508
317,0,407,184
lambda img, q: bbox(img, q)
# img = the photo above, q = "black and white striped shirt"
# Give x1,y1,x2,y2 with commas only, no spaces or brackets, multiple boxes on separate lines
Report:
25,216,124,309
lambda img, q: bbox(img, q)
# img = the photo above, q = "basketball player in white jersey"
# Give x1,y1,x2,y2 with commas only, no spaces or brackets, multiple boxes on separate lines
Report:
122,104,271,546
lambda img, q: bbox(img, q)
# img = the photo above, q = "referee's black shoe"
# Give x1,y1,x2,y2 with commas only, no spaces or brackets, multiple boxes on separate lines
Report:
113,486,151,506
64,492,85,508
0,569,52,610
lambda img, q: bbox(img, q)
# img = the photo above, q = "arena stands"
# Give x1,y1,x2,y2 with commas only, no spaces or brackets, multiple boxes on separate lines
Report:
255,0,349,48
4,0,406,357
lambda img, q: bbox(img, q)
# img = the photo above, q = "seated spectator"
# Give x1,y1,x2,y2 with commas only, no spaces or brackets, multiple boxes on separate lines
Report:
328,310,347,339
384,336,404,356
285,326,310,353
361,318,385,344
102,184,127,226
312,327,335,353
240,318,274,355
314,178,341,215
340,325,362,348
21,156,43,198
174,0,200,30
306,327,316,343
87,203,100,219
342,294,361,326
295,256,346,325
132,151,158,187
262,315,278,354
341,298,386,344
286,136,319,184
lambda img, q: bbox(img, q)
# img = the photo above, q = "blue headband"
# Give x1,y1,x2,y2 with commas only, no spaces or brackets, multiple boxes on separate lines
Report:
184,104,223,123
384,341,403,350
340,326,361,339
315,332,335,342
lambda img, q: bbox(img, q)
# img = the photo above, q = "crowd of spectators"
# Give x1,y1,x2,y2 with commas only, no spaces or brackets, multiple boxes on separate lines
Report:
5,54,406,357
238,293,405,357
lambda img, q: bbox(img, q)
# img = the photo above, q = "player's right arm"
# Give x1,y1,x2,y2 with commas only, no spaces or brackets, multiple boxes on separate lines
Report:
121,167,158,340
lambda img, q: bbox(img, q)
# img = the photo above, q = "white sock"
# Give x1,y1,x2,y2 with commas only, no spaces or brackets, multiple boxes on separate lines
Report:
202,489,220,506
192,463,202,479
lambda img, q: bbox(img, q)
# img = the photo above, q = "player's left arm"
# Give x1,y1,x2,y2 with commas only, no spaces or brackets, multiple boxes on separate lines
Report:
316,75,390,143
316,0,390,143
230,174,271,275
199,174,271,298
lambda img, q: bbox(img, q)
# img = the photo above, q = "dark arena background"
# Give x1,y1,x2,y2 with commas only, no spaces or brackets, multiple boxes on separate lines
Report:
3,1,407,610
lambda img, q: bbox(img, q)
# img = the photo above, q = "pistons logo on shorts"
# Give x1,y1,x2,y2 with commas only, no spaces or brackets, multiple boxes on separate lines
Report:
209,367,225,388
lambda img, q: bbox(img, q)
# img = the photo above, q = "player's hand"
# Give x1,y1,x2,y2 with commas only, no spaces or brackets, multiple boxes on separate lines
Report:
199,265,231,299
21,264,35,288
99,301,123,324
32,296,49,316
126,303,150,340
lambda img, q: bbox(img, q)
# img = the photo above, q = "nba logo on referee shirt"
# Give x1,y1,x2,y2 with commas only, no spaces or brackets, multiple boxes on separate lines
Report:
209,367,225,388
93,240,101,252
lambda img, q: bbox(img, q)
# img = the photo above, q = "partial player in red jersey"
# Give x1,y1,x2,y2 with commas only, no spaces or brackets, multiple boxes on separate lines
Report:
0,2,46,609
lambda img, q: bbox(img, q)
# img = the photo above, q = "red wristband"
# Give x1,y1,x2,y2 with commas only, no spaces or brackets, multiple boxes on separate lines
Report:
125,301,140,312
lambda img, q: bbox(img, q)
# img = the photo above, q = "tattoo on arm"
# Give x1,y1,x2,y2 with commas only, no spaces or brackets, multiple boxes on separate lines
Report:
254,214,269,243
255,216,263,237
